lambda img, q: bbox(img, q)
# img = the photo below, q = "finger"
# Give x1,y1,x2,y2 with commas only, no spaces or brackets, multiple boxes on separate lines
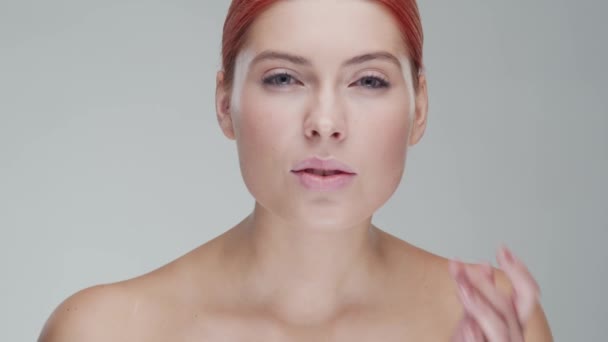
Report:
450,261,495,294
496,245,541,325
464,265,523,340
465,314,485,342
456,267,511,342
479,262,495,285
451,314,485,342
449,258,465,278
450,261,518,340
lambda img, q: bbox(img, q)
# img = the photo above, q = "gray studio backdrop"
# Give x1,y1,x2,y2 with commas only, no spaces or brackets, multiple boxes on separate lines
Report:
1,0,606,340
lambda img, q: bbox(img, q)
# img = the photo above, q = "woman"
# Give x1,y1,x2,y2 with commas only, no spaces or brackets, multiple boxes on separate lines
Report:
39,0,553,340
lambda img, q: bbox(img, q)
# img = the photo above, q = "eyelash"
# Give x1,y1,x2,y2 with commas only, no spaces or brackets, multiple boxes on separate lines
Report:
262,73,299,87
354,74,391,89
261,72,390,89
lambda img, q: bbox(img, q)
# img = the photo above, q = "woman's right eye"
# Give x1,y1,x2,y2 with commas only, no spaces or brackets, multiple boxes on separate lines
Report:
262,73,298,87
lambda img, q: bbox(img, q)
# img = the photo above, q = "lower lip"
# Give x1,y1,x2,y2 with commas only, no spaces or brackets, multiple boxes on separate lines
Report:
291,171,356,191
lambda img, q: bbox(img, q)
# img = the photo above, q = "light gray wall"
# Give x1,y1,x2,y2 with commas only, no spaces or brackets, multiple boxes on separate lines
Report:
1,0,606,340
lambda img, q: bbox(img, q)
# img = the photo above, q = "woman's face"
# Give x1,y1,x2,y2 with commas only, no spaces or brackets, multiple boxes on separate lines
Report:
216,0,428,230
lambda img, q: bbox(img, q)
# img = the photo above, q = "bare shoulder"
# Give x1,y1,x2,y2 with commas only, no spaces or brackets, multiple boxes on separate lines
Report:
38,240,223,342
378,229,460,299
38,283,135,342
378,230,552,341
376,230,464,333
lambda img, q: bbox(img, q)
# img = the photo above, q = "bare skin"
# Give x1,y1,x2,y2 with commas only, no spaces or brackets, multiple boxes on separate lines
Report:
38,219,551,341
39,1,552,340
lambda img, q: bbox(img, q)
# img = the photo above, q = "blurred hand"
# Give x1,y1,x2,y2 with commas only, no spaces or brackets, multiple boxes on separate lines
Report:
449,246,541,342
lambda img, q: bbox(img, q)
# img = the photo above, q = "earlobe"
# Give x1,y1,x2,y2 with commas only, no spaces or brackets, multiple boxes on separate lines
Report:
408,74,429,146
215,71,236,140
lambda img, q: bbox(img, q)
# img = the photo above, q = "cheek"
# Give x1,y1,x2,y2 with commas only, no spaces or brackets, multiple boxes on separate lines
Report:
351,98,411,188
238,89,300,144
371,117,409,175
353,96,411,159
234,88,303,181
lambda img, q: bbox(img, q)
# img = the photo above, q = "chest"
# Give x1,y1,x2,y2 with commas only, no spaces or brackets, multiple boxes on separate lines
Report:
180,309,457,342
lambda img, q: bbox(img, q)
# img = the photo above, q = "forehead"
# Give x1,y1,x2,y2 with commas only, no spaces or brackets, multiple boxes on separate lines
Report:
243,0,407,63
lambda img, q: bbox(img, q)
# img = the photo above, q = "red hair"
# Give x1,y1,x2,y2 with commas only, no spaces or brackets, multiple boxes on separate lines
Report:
221,0,424,91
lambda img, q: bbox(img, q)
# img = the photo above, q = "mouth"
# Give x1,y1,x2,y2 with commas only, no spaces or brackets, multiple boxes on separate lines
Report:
294,169,352,177
290,156,356,175
290,156,357,191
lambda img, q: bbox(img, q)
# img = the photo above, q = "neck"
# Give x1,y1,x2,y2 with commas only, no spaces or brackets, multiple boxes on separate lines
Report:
225,202,386,324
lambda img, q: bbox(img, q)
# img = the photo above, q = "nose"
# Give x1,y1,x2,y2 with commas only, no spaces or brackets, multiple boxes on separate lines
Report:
303,92,347,142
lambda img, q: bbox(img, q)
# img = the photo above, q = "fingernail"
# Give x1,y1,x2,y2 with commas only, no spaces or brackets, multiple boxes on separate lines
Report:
503,246,514,264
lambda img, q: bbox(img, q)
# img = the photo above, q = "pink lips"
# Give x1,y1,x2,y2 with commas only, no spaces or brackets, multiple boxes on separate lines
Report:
291,156,356,191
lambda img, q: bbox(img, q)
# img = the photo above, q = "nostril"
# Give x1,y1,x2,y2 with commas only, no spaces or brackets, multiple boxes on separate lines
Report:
306,128,343,139
307,129,319,138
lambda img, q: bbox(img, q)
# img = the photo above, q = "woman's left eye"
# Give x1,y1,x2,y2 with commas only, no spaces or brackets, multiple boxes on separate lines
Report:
354,76,390,89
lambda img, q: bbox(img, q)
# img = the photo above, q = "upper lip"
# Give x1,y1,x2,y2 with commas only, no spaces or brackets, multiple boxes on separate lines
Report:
291,156,356,174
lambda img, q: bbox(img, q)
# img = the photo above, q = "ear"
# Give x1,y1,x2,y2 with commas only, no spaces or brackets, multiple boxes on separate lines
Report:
215,70,236,140
408,73,428,146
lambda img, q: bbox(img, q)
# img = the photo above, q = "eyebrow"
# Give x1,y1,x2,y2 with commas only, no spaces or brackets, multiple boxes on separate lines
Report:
249,50,403,70
251,50,311,67
343,51,402,70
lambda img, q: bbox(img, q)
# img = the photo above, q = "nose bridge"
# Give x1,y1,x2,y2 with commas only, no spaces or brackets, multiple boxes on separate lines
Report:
305,84,346,141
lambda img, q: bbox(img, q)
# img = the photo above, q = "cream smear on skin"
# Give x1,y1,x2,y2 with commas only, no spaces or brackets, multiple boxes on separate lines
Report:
229,49,417,125
229,49,256,118
399,55,417,128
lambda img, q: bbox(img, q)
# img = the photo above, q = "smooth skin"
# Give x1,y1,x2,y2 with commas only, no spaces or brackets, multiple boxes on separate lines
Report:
39,1,552,341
